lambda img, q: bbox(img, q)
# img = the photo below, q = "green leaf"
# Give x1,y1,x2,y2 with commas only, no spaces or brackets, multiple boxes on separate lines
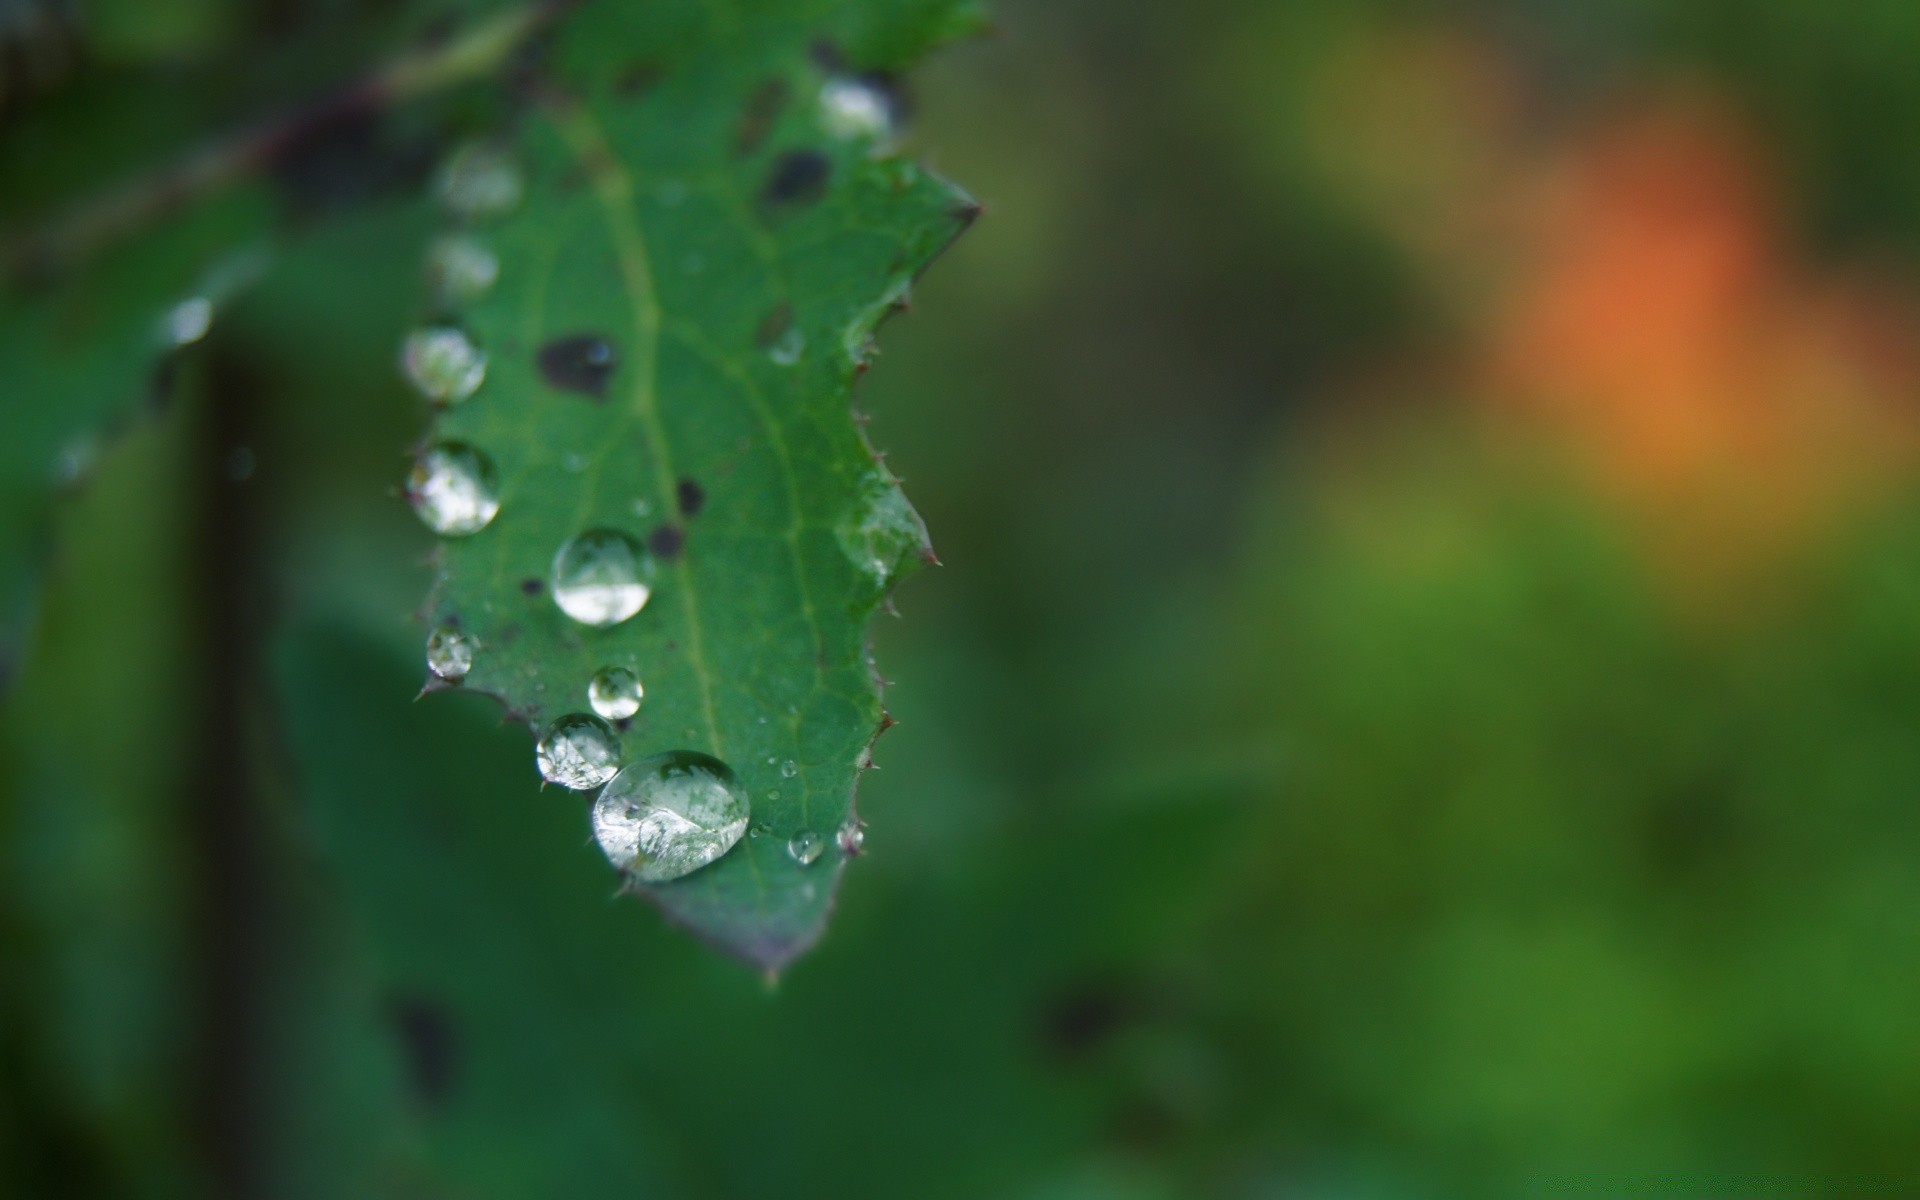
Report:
0,193,271,672
421,2,975,968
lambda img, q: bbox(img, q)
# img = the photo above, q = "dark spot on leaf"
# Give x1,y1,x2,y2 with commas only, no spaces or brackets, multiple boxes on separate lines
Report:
754,303,794,348
537,334,618,398
387,996,458,1112
762,151,830,209
648,523,685,559
520,577,543,596
614,61,664,96
1039,978,1133,1064
676,479,705,517
953,199,984,228
735,79,790,156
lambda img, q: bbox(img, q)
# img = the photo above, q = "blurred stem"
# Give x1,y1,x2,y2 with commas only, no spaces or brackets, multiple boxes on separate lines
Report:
3,0,575,277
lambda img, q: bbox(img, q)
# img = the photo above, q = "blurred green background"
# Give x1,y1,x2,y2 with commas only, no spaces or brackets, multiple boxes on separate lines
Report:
11,0,1920,1194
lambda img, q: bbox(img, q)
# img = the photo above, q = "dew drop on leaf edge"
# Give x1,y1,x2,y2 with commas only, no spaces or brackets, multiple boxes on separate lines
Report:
787,831,824,866
426,625,475,681
592,750,751,883
400,326,487,404
536,713,622,790
588,666,643,721
436,142,524,221
552,529,655,627
407,442,500,537
426,234,499,303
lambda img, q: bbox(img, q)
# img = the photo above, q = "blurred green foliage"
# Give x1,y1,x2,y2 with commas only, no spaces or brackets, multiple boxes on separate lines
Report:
9,0,1920,1195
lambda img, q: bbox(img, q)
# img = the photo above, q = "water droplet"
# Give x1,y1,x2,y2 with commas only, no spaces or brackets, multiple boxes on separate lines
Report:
767,327,804,366
536,713,621,790
407,442,500,536
163,296,213,346
426,625,475,680
787,831,823,866
780,759,798,778
819,76,895,145
551,529,654,627
836,470,927,585
837,818,865,856
401,327,487,404
632,497,654,519
427,234,499,303
562,452,589,473
51,435,98,487
437,143,524,221
592,751,750,882
767,789,780,801
748,821,769,839
588,666,643,720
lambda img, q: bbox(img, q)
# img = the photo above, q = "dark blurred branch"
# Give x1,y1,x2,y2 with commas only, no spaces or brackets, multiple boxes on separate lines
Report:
2,0,574,279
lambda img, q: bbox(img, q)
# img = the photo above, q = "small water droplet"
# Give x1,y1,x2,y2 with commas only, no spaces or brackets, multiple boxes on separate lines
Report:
592,751,750,882
787,831,824,866
819,76,895,146
588,666,643,720
780,759,798,778
748,821,770,839
551,529,654,626
767,327,805,366
437,143,524,221
51,435,98,487
426,234,499,303
163,296,214,346
401,327,487,404
536,713,621,790
836,470,927,585
407,443,500,536
426,625,475,681
562,452,589,473
767,789,780,801
632,497,654,519
756,715,768,725
837,818,865,856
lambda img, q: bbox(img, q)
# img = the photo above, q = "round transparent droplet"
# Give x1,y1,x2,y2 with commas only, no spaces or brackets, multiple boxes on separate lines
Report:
425,624,475,681
837,818,865,856
536,713,621,790
592,751,751,882
552,529,655,627
426,234,499,303
436,143,524,220
836,470,928,585
407,442,500,536
820,77,895,145
400,327,487,404
780,759,798,778
163,296,214,346
767,327,804,366
787,831,824,866
588,666,643,721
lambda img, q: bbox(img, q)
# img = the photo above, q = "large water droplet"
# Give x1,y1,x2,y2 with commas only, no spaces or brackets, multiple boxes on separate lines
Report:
787,831,823,866
552,529,654,627
836,471,928,586
588,666,643,720
437,143,524,220
426,624,475,680
427,234,499,303
819,76,896,146
407,443,500,536
780,759,798,778
401,327,487,404
536,713,621,790
592,751,750,882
